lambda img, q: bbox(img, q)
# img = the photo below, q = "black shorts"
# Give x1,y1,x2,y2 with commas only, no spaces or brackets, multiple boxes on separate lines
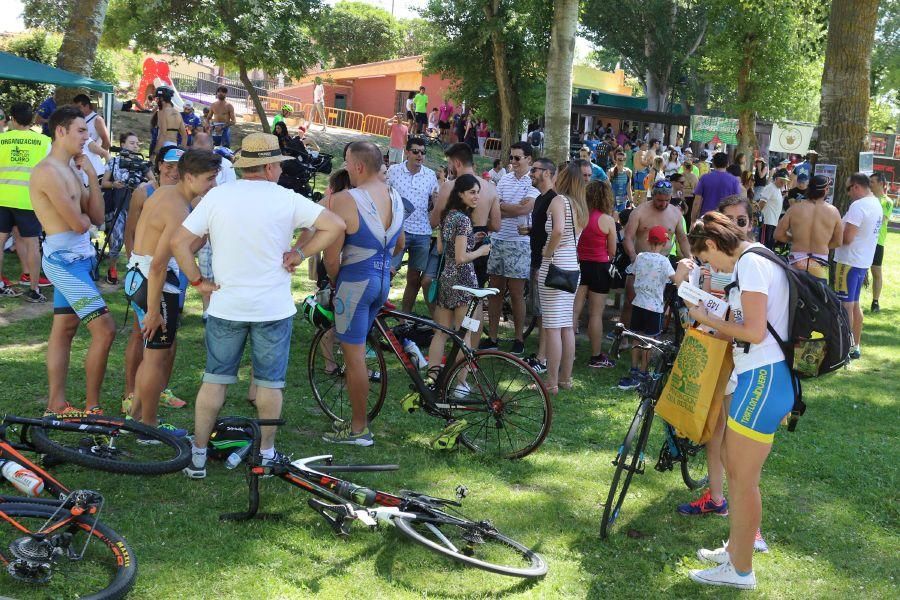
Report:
873,244,885,267
0,207,42,237
578,260,611,294
473,226,489,287
439,120,450,130
631,305,663,336
406,110,415,120
123,266,181,350
415,112,428,126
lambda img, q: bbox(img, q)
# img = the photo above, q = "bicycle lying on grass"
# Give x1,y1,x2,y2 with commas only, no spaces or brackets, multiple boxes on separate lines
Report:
600,324,708,539
219,417,548,578
0,414,147,599
308,285,552,459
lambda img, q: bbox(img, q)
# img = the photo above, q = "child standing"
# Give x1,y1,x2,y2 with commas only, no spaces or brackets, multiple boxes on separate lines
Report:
617,225,675,390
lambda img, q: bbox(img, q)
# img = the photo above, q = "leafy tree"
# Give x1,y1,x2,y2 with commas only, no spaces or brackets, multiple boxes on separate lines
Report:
20,0,73,32
313,2,402,68
54,0,109,104
869,91,900,132
421,0,552,158
871,0,900,96
104,0,322,133
544,0,579,163
397,18,441,57
817,0,880,212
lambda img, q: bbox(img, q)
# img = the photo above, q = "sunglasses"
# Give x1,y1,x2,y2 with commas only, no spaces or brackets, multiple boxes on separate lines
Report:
408,149,425,155
530,167,546,173
509,155,525,161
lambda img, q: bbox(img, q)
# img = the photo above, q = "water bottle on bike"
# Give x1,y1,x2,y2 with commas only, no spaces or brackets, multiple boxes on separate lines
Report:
402,339,426,369
225,444,252,470
0,459,44,496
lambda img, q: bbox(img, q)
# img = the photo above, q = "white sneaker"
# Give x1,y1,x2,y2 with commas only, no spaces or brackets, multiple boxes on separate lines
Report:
451,381,471,398
697,544,729,565
689,561,757,590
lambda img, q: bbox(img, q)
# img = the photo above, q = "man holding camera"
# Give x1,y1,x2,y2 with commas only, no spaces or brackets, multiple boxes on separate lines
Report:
0,102,51,302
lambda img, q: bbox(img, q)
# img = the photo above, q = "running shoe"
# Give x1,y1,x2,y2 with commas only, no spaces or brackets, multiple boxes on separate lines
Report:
19,274,52,287
510,339,525,356
450,381,471,398
525,354,547,374
86,406,103,416
478,337,499,350
754,529,769,553
849,348,861,360
677,490,728,516
689,562,756,590
0,284,22,298
871,300,880,313
24,289,47,303
0,276,11,288
183,455,207,479
697,544,730,565
137,422,187,445
121,393,134,415
43,405,85,418
322,422,375,447
588,353,615,368
160,388,187,408
105,267,118,285
617,369,642,391
260,450,290,467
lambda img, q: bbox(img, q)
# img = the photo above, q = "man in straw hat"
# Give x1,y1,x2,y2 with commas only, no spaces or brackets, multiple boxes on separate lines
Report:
173,132,345,479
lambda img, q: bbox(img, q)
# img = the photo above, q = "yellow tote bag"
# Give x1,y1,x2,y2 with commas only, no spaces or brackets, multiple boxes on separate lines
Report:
657,329,733,444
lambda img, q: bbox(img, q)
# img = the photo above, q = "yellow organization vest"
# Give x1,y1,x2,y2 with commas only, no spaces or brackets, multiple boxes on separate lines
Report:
0,129,50,210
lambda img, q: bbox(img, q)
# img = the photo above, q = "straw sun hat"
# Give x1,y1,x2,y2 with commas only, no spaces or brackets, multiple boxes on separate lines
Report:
232,132,293,169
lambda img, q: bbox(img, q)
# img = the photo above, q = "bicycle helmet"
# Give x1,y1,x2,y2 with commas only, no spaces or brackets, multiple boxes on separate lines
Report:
302,295,334,330
281,104,294,113
155,86,175,102
207,422,253,458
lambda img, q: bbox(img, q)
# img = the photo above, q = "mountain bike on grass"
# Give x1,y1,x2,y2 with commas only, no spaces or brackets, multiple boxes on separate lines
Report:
0,415,140,599
599,324,708,539
308,285,552,459
219,417,548,578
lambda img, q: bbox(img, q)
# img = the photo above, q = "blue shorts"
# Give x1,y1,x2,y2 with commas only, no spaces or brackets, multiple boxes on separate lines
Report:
42,251,108,323
833,262,866,303
391,232,431,272
203,315,294,388
333,275,388,345
728,361,795,444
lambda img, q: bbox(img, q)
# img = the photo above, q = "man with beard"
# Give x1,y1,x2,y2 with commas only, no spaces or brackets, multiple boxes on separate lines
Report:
209,86,236,148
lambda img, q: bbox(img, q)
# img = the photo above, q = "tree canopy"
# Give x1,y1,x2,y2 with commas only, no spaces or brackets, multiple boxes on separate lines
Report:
313,2,402,68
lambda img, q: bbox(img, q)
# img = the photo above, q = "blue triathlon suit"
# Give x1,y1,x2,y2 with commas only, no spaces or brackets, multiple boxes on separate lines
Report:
333,188,403,345
728,361,794,444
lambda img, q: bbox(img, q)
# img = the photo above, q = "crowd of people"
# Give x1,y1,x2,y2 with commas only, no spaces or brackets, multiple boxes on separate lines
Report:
0,85,894,592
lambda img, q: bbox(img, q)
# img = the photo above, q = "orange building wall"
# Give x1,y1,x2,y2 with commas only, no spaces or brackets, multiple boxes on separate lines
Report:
348,75,398,117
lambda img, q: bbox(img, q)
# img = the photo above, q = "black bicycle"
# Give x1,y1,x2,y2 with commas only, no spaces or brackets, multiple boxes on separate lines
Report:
308,286,552,459
599,324,708,538
0,416,139,599
220,417,547,578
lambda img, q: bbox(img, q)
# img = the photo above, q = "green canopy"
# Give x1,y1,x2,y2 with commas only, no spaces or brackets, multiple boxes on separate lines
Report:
0,51,113,93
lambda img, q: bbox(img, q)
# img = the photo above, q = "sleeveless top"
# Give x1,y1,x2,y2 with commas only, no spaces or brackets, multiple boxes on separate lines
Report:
82,112,105,175
610,168,630,200
542,196,579,270
577,209,611,263
340,187,404,280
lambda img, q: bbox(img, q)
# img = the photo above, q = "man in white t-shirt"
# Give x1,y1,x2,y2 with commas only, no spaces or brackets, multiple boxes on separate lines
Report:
386,136,439,312
312,77,327,132
833,173,884,359
172,132,345,479
757,168,788,249
483,141,539,356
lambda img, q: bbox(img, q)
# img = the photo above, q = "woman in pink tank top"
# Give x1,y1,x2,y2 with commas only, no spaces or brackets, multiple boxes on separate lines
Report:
573,181,618,368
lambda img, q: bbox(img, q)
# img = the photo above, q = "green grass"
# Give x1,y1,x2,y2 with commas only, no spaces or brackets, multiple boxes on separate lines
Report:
0,229,897,599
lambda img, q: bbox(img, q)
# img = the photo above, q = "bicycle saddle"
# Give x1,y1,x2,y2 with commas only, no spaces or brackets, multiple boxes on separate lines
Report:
452,285,499,298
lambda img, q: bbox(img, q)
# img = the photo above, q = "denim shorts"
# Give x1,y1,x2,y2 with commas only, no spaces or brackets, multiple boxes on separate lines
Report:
203,315,294,388
391,232,432,272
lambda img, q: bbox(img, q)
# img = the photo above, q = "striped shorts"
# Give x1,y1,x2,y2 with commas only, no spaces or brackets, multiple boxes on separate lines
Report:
43,250,108,322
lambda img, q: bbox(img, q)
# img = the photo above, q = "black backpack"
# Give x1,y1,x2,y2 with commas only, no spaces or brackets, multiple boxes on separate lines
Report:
729,246,852,430
529,130,542,146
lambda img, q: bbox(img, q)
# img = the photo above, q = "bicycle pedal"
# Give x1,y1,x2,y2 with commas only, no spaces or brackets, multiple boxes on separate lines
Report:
399,392,420,413
307,498,353,535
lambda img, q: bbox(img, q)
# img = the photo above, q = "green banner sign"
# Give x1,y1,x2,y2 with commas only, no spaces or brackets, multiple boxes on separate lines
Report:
690,115,739,146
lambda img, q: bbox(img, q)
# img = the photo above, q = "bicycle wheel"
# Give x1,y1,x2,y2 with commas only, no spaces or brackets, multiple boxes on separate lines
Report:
678,437,709,490
30,415,190,475
440,350,551,459
600,398,654,538
393,511,547,578
0,501,137,599
308,327,387,423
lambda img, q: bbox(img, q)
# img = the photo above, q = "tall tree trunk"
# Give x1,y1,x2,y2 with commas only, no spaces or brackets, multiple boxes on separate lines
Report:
54,0,109,104
817,0,879,213
644,26,669,143
543,0,579,164
240,63,270,133
485,1,520,159
735,35,757,168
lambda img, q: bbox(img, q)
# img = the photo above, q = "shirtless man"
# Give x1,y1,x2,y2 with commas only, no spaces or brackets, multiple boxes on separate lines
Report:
124,149,221,437
152,87,187,157
774,174,842,283
209,86,237,148
622,179,691,326
30,106,116,416
431,142,500,289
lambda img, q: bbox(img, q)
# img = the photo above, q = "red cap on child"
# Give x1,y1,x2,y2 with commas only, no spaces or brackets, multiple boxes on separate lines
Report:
648,226,670,244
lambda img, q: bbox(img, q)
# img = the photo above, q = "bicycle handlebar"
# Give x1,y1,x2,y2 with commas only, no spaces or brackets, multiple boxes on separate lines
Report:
608,323,678,359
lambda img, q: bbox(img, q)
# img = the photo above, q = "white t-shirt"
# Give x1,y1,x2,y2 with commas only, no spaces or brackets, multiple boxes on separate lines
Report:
758,182,784,226
632,252,675,313
181,179,324,322
216,156,237,186
495,170,539,242
313,84,325,104
727,244,790,374
386,162,438,236
834,194,883,269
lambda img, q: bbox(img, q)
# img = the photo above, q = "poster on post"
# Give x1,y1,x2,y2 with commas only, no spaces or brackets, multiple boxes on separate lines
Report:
814,163,837,204
860,152,875,175
690,116,739,146
869,132,895,157
769,122,814,154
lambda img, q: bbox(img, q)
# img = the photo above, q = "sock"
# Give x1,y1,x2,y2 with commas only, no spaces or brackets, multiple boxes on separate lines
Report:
260,447,275,460
735,568,752,577
191,445,207,466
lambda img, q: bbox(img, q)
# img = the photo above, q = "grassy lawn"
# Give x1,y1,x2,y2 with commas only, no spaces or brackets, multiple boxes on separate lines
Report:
0,227,896,594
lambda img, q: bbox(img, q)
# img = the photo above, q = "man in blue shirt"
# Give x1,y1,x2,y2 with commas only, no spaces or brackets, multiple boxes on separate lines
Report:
579,146,608,182
180,102,203,146
34,96,57,137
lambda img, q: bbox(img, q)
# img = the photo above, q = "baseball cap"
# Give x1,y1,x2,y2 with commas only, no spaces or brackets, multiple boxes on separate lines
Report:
161,147,185,163
648,226,670,244
808,174,829,196
183,101,193,109
774,168,790,180
797,173,810,182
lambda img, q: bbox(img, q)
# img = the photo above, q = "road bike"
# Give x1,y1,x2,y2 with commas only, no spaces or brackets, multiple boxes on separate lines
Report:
599,324,708,538
308,286,552,459
219,417,548,578
0,415,141,598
